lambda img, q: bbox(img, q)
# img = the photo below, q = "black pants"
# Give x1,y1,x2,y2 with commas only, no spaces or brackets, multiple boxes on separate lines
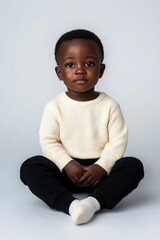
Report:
20,156,144,214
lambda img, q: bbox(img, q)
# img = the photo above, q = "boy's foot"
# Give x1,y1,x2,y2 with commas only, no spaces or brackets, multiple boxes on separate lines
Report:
69,197,100,225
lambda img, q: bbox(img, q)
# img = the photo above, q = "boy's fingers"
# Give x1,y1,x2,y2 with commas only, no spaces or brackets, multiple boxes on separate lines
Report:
82,176,95,186
78,172,90,184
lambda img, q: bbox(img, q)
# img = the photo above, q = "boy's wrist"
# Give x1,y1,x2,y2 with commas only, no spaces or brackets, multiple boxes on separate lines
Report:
63,159,75,172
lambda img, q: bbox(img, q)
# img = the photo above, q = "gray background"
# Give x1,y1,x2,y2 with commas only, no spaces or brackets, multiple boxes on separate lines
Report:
0,0,160,239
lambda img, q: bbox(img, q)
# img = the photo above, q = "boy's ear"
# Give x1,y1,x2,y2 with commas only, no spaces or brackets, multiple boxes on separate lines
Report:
55,66,63,80
99,64,105,78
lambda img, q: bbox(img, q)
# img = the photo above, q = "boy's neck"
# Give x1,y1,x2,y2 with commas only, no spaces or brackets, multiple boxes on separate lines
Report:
66,90,100,101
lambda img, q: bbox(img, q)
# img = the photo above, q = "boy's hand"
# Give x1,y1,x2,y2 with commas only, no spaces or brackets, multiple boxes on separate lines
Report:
78,164,107,187
63,160,86,185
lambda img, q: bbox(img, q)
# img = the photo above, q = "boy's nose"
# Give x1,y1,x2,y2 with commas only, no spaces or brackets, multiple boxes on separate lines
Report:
75,64,86,75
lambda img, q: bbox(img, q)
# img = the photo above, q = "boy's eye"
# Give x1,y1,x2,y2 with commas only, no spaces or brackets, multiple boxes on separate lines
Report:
85,61,95,67
65,63,75,68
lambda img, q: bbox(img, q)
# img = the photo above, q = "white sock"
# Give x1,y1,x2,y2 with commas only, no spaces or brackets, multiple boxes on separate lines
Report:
69,199,80,215
70,197,100,225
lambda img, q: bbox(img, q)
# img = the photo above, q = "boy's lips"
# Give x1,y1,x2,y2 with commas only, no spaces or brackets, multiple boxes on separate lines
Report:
73,78,88,84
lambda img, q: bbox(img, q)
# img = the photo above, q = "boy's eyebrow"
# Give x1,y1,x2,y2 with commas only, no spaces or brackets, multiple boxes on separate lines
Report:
85,55,96,59
63,57,74,61
63,56,96,61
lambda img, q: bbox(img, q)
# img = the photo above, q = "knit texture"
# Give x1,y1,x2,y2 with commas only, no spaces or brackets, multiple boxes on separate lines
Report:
39,92,128,173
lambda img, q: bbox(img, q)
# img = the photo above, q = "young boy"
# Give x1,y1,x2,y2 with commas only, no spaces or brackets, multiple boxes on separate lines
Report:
20,29,144,225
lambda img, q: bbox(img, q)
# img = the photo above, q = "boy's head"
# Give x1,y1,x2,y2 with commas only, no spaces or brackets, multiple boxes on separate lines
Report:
54,29,105,101
54,29,104,64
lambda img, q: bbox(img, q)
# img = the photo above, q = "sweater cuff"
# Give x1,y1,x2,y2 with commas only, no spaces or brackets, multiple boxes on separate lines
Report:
56,156,73,172
94,157,116,174
43,152,73,172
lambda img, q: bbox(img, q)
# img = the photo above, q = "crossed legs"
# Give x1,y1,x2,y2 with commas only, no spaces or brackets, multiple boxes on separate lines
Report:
20,156,144,224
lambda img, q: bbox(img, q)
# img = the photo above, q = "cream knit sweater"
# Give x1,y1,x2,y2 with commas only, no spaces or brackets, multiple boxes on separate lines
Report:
39,92,128,173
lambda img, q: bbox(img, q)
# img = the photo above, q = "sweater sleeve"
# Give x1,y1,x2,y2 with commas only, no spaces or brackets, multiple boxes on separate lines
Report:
95,103,128,174
39,103,73,171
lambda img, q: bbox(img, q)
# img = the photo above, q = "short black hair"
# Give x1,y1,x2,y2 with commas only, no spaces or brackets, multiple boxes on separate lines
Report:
54,29,104,63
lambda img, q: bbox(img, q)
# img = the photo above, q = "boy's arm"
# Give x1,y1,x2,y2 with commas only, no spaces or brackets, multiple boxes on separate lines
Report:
95,103,128,174
77,102,128,187
39,103,88,185
39,103,73,171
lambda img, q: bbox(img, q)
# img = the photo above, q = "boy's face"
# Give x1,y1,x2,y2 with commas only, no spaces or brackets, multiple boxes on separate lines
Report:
55,39,105,100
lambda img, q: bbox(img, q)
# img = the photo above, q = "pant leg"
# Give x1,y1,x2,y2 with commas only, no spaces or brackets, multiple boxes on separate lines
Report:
20,155,76,214
92,157,144,209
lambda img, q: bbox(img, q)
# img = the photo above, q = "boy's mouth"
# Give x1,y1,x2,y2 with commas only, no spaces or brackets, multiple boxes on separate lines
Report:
73,78,88,84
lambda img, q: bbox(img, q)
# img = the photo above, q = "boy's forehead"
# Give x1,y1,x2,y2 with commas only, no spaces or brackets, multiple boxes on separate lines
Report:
57,39,100,57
